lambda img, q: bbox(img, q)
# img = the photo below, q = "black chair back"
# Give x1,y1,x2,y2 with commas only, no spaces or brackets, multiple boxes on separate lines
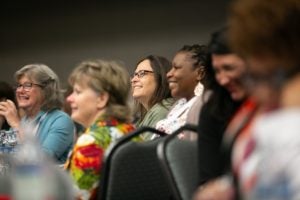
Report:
98,126,172,200
157,124,199,200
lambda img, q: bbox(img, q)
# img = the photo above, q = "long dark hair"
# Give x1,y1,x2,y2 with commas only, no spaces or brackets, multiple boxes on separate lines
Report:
134,55,172,120
201,27,241,122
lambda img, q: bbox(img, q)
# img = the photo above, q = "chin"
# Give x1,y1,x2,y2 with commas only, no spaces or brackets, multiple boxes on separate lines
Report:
231,93,245,101
132,95,140,100
171,91,178,98
71,114,80,122
17,103,29,108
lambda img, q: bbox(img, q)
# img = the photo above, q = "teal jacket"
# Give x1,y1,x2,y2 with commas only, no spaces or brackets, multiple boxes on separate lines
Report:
22,109,75,164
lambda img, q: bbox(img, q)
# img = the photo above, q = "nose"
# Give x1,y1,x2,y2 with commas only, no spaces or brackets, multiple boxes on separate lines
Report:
131,74,139,84
15,88,25,95
216,72,230,86
166,68,174,80
66,92,74,103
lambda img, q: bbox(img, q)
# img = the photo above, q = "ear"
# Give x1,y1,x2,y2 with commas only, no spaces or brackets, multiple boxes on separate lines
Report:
96,92,109,110
196,66,205,81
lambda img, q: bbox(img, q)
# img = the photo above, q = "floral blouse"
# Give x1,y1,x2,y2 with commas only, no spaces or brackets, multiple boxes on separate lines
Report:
155,96,198,135
0,129,18,154
155,82,204,135
65,116,135,200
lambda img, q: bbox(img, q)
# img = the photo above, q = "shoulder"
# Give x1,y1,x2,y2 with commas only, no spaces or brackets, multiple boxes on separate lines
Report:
47,110,72,120
47,109,70,117
44,109,74,126
254,108,300,145
139,103,171,128
88,121,134,143
151,101,171,113
161,98,176,108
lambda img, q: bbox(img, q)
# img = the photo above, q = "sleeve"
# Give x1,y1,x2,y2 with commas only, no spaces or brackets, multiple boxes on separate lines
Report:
143,105,169,128
69,132,104,200
40,113,75,163
197,105,227,185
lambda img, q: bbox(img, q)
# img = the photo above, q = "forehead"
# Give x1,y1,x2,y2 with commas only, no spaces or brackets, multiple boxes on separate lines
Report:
18,75,32,83
172,52,194,66
212,54,246,69
73,75,90,88
136,59,152,71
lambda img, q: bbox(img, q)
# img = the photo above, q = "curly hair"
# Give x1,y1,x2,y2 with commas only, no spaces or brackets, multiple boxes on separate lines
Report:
178,44,209,87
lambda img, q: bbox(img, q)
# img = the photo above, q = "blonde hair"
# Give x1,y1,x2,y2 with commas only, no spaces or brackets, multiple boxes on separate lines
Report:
69,59,132,123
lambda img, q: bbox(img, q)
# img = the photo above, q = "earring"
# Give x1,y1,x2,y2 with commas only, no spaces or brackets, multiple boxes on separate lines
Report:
194,82,204,96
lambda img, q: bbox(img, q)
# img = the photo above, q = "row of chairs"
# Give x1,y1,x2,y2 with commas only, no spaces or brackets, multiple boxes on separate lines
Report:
97,124,199,200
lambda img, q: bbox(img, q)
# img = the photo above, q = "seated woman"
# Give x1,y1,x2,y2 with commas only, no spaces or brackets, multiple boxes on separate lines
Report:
65,59,135,200
131,55,174,140
196,0,300,197
195,27,248,191
156,44,208,135
0,64,75,164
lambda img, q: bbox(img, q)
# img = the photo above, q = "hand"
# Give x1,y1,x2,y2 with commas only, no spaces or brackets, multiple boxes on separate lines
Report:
193,176,235,200
0,99,20,129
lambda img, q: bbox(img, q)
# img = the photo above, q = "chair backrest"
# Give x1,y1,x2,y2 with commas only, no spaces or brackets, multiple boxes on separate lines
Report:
157,124,199,200
98,126,172,200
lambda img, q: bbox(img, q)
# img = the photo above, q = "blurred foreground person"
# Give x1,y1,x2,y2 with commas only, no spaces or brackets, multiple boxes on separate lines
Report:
197,27,247,186
65,59,135,200
228,0,300,199
195,0,300,199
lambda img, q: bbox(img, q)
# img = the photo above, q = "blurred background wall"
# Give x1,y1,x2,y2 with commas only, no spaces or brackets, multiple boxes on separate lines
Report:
1,0,231,88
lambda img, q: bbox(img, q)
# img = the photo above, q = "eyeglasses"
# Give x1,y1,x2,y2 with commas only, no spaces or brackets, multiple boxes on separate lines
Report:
132,70,154,79
15,82,43,91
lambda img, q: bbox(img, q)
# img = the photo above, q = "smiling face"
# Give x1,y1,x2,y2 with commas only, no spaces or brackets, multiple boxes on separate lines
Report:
212,54,247,101
131,59,156,109
167,52,201,100
16,75,45,117
66,81,107,127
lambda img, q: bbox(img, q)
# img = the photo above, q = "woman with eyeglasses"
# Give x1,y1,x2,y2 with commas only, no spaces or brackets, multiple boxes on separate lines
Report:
131,55,174,140
0,64,75,164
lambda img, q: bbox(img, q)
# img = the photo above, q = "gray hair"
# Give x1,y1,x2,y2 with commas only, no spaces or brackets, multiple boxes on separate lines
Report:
14,64,63,111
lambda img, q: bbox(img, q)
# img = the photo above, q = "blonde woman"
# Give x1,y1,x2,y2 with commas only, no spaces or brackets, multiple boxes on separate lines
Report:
65,59,135,200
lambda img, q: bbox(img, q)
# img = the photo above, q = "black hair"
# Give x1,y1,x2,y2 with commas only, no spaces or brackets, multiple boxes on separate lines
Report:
208,27,232,55
178,44,209,87
201,27,241,122
0,81,17,130
179,44,209,69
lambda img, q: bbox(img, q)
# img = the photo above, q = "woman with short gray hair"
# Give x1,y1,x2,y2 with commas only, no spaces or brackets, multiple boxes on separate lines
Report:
0,63,75,164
